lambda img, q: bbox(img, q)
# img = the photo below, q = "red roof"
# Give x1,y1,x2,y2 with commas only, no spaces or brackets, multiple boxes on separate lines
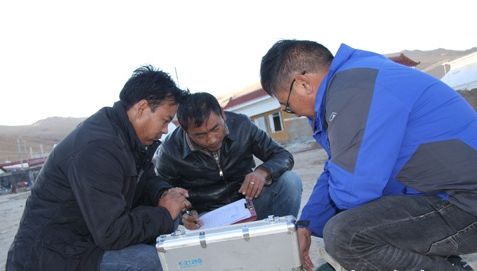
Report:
389,53,420,67
27,157,48,167
223,88,268,109
0,156,48,169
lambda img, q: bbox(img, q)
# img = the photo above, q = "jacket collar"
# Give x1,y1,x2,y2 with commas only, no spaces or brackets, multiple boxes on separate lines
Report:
112,101,159,170
312,43,356,135
181,121,232,159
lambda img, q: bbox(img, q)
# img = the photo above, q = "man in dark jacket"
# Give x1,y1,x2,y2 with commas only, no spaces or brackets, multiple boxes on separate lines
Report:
155,92,302,229
7,65,191,271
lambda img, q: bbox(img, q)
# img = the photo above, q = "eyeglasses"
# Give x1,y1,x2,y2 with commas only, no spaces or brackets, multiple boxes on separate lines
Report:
283,71,306,114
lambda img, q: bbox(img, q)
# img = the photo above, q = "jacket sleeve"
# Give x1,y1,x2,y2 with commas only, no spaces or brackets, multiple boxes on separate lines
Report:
155,146,181,184
246,117,294,180
299,166,339,237
134,164,172,207
137,141,172,205
67,142,174,250
326,90,409,210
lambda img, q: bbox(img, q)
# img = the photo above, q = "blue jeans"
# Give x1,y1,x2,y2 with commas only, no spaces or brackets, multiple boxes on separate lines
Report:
252,170,303,220
100,244,161,271
323,195,477,271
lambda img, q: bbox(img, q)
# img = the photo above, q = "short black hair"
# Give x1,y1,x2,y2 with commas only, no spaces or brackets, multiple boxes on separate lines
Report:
260,39,334,96
177,92,222,131
119,65,189,111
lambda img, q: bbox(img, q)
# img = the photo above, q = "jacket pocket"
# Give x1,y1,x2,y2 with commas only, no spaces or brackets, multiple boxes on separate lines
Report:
36,226,95,270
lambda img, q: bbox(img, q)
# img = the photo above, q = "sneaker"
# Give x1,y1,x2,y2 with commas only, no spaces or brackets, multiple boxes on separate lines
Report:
316,263,336,271
447,255,473,271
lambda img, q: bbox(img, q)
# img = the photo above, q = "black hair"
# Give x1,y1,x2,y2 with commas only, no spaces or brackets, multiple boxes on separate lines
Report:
119,65,189,111
260,39,334,96
177,92,222,131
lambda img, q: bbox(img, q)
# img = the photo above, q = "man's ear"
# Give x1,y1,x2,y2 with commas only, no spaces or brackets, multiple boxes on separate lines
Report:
136,99,149,116
128,99,149,121
295,74,313,96
296,73,320,96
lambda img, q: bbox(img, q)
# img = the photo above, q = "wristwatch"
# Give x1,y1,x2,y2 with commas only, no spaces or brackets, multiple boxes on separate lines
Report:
264,175,273,186
256,166,273,186
257,165,273,186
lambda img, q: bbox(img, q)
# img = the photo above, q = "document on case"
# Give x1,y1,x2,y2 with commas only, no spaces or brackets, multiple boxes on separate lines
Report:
198,198,256,229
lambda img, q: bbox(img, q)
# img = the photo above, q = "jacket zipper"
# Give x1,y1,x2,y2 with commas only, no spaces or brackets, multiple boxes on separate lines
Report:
212,151,224,178
137,169,144,183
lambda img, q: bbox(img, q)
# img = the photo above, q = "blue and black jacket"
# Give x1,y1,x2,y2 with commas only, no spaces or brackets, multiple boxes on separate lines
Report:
300,44,477,237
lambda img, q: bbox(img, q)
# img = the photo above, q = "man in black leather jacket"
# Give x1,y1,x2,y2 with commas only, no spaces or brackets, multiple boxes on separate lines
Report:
7,66,191,271
156,92,302,229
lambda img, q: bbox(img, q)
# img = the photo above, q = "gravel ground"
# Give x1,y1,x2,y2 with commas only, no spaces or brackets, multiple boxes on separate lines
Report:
1,144,475,270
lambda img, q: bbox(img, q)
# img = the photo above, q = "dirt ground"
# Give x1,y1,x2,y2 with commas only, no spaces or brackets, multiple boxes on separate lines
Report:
1,144,476,270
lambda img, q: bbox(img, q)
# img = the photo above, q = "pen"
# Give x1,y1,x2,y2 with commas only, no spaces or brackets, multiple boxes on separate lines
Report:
184,209,201,229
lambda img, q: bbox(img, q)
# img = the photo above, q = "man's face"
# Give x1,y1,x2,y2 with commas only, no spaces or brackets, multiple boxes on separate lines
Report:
133,100,177,145
186,111,226,152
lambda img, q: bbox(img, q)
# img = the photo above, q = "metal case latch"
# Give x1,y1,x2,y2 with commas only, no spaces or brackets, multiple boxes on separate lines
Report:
199,231,207,248
242,226,250,241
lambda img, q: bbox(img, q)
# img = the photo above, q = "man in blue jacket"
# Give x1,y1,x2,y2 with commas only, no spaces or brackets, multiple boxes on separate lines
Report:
260,40,477,271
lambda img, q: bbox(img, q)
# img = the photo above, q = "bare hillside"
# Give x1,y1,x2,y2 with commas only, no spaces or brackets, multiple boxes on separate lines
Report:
0,117,84,163
387,47,477,79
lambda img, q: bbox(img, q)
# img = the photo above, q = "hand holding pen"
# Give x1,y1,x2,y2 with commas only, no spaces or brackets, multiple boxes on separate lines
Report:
182,210,203,229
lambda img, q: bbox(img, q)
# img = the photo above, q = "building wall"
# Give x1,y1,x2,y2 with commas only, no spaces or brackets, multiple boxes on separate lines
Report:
227,96,315,145
250,109,289,143
248,110,315,145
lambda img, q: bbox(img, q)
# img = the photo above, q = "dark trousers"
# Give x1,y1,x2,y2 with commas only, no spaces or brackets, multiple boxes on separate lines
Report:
323,195,477,271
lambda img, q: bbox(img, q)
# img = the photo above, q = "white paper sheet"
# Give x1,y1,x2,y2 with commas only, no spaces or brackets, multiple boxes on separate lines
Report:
199,198,252,229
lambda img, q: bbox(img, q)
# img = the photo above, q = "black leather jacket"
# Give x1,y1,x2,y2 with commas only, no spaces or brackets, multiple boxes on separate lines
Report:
7,102,173,271
156,112,294,213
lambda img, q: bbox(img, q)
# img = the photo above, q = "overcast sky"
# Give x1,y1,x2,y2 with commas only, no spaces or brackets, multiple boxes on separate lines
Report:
1,0,476,126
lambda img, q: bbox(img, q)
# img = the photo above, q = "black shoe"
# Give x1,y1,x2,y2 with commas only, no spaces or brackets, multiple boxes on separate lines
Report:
315,263,336,271
447,255,473,271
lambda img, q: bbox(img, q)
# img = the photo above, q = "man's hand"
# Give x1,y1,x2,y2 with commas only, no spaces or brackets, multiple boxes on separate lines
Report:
182,210,203,230
238,168,268,200
159,188,191,220
298,227,314,271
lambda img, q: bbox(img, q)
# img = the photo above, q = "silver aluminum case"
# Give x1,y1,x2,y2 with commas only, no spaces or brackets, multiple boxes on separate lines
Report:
156,215,302,271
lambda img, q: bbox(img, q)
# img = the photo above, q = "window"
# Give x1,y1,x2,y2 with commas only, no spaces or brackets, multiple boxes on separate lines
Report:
268,112,283,132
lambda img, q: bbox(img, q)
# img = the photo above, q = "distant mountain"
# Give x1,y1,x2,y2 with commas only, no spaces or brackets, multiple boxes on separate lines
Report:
386,47,477,79
0,117,85,163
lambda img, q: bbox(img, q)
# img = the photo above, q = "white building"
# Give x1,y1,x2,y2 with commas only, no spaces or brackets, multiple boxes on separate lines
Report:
221,86,313,144
441,52,477,91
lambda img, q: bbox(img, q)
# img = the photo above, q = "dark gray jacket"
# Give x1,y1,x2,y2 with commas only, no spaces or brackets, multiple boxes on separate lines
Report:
7,101,173,271
156,111,293,213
